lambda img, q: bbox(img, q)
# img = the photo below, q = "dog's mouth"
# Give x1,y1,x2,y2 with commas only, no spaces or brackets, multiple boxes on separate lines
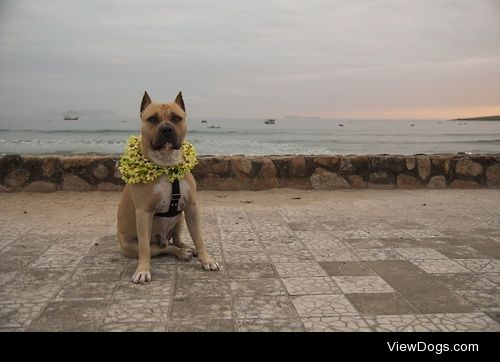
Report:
151,137,181,151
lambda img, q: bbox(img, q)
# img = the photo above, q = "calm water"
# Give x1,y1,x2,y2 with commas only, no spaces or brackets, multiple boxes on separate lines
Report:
0,117,499,155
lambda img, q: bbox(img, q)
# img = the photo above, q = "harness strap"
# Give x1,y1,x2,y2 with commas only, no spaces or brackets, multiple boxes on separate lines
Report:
154,179,182,218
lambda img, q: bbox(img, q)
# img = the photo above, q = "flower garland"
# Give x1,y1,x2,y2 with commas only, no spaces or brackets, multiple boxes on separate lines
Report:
118,135,198,184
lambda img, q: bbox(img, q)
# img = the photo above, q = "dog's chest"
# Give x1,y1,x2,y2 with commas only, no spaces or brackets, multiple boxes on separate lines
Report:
153,176,189,213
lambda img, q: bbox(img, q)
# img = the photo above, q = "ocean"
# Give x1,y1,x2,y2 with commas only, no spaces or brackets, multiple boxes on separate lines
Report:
0,117,499,156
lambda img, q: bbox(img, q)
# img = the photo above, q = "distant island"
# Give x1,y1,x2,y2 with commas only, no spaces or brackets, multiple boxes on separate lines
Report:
283,115,322,120
450,115,500,121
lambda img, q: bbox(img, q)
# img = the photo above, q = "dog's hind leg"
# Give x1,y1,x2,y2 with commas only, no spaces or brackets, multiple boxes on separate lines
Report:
119,236,192,262
172,216,198,257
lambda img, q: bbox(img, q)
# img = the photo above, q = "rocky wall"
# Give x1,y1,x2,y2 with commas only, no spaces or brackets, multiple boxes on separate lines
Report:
0,154,499,192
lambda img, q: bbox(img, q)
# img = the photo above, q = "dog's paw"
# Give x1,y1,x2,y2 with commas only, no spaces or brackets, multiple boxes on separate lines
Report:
132,269,151,283
200,256,219,271
176,242,198,257
178,248,194,262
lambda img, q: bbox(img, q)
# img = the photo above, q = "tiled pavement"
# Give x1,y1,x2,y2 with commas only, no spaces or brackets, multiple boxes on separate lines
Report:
0,189,499,332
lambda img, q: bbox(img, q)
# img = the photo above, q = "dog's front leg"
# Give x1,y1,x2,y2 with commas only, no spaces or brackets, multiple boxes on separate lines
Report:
133,210,154,283
184,203,219,271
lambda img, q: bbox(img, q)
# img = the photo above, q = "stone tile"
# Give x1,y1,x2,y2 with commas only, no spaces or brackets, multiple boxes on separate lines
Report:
404,290,475,314
171,297,232,320
380,238,422,248
72,265,126,283
301,239,347,251
233,296,297,319
433,273,498,290
455,290,500,308
31,254,84,269
16,267,70,284
341,239,385,249
0,255,35,273
287,222,324,232
395,247,448,260
274,262,328,278
281,277,341,295
454,259,497,273
79,255,129,268
225,262,276,279
484,273,500,285
105,299,170,323
29,300,109,331
101,322,168,332
55,281,115,301
428,313,500,332
113,280,174,300
403,229,445,238
175,261,224,281
410,259,470,274
435,245,489,259
0,272,17,288
222,251,269,263
292,294,357,317
174,278,230,298
469,239,500,259
320,261,377,276
353,248,404,261
303,315,372,332
0,302,46,328
268,249,315,263
333,276,394,293
230,278,285,296
168,319,236,332
0,281,62,304
314,248,361,262
346,293,419,315
327,229,372,239
221,241,262,252
236,318,304,332
363,315,441,332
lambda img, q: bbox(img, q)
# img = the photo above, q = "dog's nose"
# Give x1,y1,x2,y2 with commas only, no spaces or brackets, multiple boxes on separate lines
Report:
159,124,173,136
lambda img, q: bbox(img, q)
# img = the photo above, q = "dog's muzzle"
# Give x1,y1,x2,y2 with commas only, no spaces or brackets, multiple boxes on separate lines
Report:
151,124,181,150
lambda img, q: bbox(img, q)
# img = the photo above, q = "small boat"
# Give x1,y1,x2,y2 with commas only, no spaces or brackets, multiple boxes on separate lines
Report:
264,119,275,124
410,123,415,127
208,125,220,129
339,123,344,127
201,120,207,123
64,116,78,120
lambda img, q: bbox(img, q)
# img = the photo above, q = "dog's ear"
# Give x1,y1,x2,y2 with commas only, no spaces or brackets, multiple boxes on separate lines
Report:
140,91,152,113
174,91,185,112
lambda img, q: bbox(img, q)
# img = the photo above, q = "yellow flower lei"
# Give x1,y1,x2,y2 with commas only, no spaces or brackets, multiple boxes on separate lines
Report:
118,135,198,184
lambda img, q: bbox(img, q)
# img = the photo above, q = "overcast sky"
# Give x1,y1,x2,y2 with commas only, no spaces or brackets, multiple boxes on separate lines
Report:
1,0,500,120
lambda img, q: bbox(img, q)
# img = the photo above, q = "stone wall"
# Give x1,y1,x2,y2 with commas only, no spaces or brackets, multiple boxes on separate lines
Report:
0,153,499,192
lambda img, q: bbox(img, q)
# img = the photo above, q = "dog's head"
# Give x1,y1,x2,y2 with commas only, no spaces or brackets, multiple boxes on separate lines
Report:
139,91,187,165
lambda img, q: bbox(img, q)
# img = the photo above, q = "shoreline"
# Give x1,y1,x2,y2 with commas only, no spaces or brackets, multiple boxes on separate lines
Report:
1,153,499,192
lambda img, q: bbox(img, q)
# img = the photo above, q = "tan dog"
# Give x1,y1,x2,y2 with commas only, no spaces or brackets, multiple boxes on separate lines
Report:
117,91,219,283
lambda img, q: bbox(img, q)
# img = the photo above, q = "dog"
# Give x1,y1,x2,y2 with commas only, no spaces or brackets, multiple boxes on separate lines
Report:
117,91,219,283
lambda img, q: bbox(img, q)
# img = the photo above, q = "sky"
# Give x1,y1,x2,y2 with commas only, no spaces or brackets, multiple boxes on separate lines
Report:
1,0,500,121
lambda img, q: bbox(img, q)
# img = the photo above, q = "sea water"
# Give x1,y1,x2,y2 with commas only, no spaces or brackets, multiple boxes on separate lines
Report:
0,117,499,155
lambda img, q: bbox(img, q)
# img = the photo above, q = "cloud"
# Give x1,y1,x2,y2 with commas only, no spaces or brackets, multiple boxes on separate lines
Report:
0,0,499,120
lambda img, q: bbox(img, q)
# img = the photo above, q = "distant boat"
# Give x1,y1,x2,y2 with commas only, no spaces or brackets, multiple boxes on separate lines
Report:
339,123,344,127
264,119,275,124
208,125,220,129
201,120,207,123
64,116,78,120
410,124,415,127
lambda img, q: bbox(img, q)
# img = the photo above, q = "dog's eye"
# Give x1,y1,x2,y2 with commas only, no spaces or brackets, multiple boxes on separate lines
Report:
171,115,182,123
147,116,158,124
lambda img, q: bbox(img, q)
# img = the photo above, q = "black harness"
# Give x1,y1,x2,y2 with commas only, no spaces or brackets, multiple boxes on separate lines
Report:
154,179,182,218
